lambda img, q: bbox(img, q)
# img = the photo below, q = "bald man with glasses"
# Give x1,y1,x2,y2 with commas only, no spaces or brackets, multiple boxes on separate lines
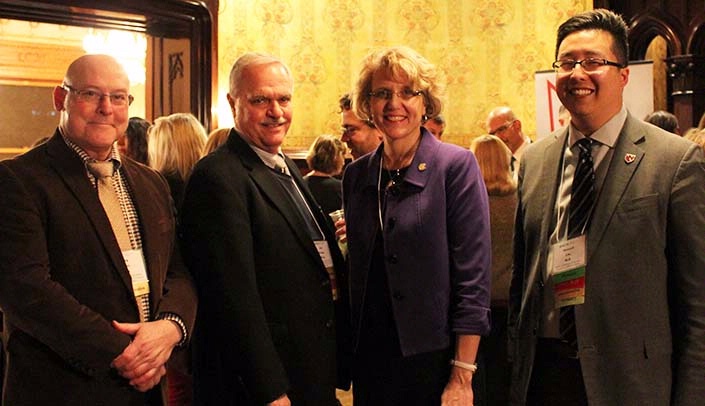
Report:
0,54,196,405
486,106,531,177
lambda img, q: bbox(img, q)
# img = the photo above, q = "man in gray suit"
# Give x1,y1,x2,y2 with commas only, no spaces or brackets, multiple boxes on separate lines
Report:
509,9,705,406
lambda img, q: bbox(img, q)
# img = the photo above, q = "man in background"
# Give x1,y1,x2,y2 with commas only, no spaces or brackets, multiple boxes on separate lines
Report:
423,114,446,139
339,93,382,160
0,54,196,405
486,106,531,176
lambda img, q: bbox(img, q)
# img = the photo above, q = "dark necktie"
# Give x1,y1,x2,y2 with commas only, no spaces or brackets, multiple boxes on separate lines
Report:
567,138,595,238
560,138,595,350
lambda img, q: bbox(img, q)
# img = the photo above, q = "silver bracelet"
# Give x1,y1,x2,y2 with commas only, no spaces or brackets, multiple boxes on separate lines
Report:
450,359,478,373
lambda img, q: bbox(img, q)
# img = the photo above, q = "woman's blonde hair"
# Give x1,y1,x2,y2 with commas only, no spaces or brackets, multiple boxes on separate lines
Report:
148,113,207,182
353,46,444,123
469,134,517,196
204,127,231,155
685,128,705,152
305,134,347,175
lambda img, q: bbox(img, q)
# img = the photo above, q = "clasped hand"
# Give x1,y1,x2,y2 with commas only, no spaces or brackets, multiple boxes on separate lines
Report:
110,319,181,392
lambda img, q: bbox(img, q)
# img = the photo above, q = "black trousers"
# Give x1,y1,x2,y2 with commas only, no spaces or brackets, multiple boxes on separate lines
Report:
526,338,588,406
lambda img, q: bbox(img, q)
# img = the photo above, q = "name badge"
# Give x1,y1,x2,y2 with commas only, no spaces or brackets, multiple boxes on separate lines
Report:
551,235,586,308
122,248,150,297
314,240,338,300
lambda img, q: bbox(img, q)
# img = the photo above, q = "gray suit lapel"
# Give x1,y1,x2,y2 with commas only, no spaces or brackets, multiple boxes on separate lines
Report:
587,115,644,260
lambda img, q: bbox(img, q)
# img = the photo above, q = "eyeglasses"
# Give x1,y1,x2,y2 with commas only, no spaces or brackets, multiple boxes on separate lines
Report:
61,84,134,106
368,88,423,101
489,120,516,136
552,58,625,73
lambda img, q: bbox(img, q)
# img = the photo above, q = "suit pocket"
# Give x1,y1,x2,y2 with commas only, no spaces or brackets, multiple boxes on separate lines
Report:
617,193,659,217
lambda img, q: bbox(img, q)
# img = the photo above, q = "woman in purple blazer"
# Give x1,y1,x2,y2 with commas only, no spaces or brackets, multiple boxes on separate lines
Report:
342,46,491,405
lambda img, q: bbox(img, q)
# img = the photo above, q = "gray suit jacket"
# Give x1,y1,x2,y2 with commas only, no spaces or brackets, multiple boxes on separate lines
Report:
509,114,705,405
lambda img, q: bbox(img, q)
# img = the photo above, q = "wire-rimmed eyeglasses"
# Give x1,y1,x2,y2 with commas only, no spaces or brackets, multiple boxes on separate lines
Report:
368,88,423,101
552,58,625,74
61,84,134,106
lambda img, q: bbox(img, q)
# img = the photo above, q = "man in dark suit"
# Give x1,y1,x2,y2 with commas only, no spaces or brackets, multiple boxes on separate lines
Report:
180,52,347,405
509,9,705,406
0,54,197,405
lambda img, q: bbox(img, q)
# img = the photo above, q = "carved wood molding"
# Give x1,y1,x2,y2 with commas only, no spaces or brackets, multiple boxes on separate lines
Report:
0,40,83,86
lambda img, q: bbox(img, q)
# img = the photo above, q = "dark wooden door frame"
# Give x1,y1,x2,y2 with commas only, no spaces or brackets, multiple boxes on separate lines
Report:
0,0,213,130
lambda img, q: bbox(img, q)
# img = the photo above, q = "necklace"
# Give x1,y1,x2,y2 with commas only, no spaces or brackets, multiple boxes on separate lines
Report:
386,168,403,187
383,135,421,170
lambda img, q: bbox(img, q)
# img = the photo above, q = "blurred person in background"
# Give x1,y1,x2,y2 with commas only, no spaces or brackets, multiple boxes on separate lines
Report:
339,93,382,160
304,134,346,217
423,114,446,139
644,110,680,135
148,113,207,210
469,134,516,406
204,127,231,155
118,116,150,165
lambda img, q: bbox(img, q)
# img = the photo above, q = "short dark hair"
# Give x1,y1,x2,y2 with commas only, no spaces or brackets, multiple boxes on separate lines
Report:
339,93,376,129
430,115,445,125
338,93,352,112
644,110,680,134
556,9,629,66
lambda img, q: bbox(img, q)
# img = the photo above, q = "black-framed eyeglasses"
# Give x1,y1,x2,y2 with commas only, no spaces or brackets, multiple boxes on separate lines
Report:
489,120,516,136
368,88,423,101
61,84,134,106
552,58,625,73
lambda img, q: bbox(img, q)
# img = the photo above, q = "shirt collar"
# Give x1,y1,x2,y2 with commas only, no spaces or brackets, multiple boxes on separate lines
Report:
248,143,285,170
60,129,122,169
568,105,627,148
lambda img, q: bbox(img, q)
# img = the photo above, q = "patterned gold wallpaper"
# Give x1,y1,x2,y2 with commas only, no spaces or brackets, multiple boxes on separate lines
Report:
215,0,590,149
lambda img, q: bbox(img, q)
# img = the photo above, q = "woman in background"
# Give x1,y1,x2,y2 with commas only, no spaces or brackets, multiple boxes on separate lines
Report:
203,127,231,155
304,134,347,216
148,113,207,209
118,116,150,164
343,46,491,406
148,112,206,406
470,134,517,406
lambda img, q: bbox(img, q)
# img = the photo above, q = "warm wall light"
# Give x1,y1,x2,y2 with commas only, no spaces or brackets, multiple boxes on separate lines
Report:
82,29,147,85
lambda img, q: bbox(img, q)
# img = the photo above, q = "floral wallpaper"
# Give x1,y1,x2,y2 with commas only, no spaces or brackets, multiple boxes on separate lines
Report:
215,0,590,150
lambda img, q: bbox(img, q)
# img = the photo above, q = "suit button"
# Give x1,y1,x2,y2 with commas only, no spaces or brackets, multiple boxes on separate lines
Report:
388,217,396,230
321,279,331,288
392,291,404,300
387,254,398,264
325,319,334,329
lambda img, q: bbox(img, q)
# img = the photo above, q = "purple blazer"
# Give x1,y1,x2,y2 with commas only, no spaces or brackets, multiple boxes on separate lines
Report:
342,130,491,356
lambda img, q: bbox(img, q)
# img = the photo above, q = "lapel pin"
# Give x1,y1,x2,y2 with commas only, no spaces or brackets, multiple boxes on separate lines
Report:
418,163,427,171
624,153,636,164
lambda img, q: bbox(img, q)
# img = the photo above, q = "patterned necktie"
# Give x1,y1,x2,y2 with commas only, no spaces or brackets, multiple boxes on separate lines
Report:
87,161,131,250
568,138,595,238
87,161,150,322
560,138,595,349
